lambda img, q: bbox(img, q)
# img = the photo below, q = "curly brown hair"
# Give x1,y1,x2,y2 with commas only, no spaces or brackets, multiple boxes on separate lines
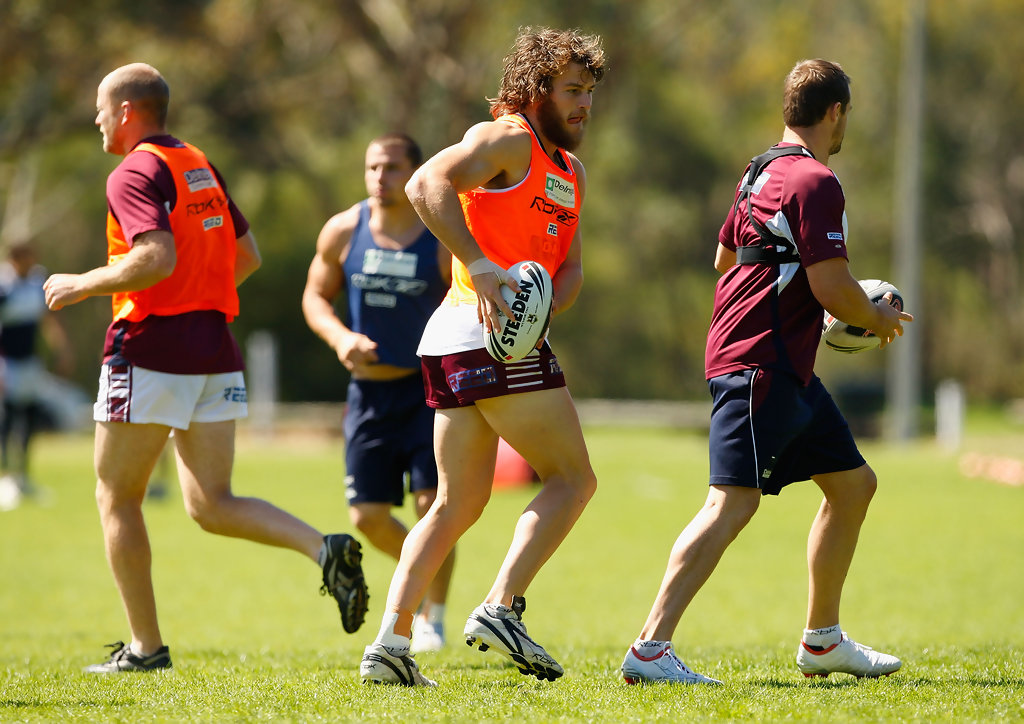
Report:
488,27,606,119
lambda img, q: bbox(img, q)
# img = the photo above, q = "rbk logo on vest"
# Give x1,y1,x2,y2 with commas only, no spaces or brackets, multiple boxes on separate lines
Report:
529,197,579,226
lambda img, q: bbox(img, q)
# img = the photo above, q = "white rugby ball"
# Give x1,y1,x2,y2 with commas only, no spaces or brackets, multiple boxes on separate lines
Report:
822,279,904,353
484,260,553,363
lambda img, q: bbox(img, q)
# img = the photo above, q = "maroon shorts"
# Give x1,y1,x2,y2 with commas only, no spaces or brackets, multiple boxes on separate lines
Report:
420,342,566,409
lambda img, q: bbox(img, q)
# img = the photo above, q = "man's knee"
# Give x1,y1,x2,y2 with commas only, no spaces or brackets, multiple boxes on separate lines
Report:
540,463,598,505
348,504,393,539
95,477,146,515
707,485,761,530
850,465,878,504
183,490,230,533
426,487,490,534
413,489,438,518
817,464,877,511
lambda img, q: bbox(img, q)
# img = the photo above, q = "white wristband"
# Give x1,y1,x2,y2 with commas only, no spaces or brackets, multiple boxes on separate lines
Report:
466,258,504,277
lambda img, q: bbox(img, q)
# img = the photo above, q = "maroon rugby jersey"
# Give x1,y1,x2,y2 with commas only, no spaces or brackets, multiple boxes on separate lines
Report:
705,143,848,385
103,135,249,374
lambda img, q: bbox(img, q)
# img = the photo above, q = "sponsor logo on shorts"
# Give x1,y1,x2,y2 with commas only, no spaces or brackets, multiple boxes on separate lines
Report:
548,357,562,375
827,232,843,241
530,196,578,226
545,173,576,207
184,167,218,192
222,386,247,403
447,366,497,392
203,216,224,230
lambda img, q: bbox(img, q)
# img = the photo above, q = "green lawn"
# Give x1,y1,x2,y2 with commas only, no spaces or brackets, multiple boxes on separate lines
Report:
1,417,1022,722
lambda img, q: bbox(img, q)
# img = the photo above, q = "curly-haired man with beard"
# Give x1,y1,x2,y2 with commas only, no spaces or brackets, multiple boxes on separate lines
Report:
359,27,606,687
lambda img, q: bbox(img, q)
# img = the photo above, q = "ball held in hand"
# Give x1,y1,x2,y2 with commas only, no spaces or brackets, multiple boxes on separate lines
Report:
484,260,553,363
822,279,904,354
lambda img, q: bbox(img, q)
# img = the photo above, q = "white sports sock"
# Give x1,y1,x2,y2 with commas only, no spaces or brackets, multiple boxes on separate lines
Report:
129,642,156,657
802,624,842,649
632,639,670,655
424,603,445,625
376,612,411,651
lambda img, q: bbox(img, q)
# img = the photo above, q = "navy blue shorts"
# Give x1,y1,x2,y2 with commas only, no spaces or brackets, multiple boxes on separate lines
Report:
343,374,437,506
707,369,865,495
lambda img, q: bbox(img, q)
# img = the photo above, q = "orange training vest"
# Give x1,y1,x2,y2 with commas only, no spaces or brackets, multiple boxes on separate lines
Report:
447,114,581,305
107,141,239,322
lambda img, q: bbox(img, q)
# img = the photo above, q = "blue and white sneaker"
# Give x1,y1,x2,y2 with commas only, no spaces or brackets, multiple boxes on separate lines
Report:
463,596,563,681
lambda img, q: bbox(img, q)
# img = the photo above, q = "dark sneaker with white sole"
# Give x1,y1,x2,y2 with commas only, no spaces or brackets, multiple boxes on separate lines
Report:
464,596,563,681
360,642,437,687
84,641,172,673
320,533,368,634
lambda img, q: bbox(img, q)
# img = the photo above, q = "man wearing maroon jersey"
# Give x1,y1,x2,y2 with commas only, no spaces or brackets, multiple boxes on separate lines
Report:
621,59,913,685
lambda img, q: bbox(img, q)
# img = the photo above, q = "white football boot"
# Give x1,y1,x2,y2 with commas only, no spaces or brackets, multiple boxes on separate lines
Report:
621,641,721,685
463,596,563,681
360,642,437,687
796,632,902,678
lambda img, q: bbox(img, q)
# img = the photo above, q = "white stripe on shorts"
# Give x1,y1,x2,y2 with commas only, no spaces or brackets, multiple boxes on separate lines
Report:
505,357,544,389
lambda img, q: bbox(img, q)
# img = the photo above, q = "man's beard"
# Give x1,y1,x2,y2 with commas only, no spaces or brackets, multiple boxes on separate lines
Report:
537,96,584,152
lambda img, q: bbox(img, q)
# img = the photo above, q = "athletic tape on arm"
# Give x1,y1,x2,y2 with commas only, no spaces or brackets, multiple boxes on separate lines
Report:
466,258,506,278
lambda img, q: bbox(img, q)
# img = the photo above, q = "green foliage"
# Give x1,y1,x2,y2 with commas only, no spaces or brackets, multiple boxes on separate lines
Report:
2,421,1024,721
2,0,1023,402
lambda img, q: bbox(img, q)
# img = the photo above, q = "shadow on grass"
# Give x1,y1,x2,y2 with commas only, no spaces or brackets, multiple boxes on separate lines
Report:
753,676,862,689
967,676,1024,688
1,698,136,708
477,678,538,690
757,674,1024,689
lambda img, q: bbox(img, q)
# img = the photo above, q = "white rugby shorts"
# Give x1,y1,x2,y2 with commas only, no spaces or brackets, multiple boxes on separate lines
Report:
94,362,247,429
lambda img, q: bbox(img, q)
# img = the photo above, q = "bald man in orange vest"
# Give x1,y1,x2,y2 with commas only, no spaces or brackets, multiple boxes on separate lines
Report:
44,63,367,673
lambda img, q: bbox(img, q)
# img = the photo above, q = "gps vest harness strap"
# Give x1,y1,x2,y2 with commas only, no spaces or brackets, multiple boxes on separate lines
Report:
734,145,809,265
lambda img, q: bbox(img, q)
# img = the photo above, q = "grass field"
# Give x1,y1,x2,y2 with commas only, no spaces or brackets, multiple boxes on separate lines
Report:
2,413,1023,722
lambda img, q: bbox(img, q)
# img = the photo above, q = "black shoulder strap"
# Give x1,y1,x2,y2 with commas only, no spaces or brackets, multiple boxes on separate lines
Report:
734,145,809,265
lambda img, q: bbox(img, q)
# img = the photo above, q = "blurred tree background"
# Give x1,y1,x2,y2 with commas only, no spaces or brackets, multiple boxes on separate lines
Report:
2,0,1022,409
